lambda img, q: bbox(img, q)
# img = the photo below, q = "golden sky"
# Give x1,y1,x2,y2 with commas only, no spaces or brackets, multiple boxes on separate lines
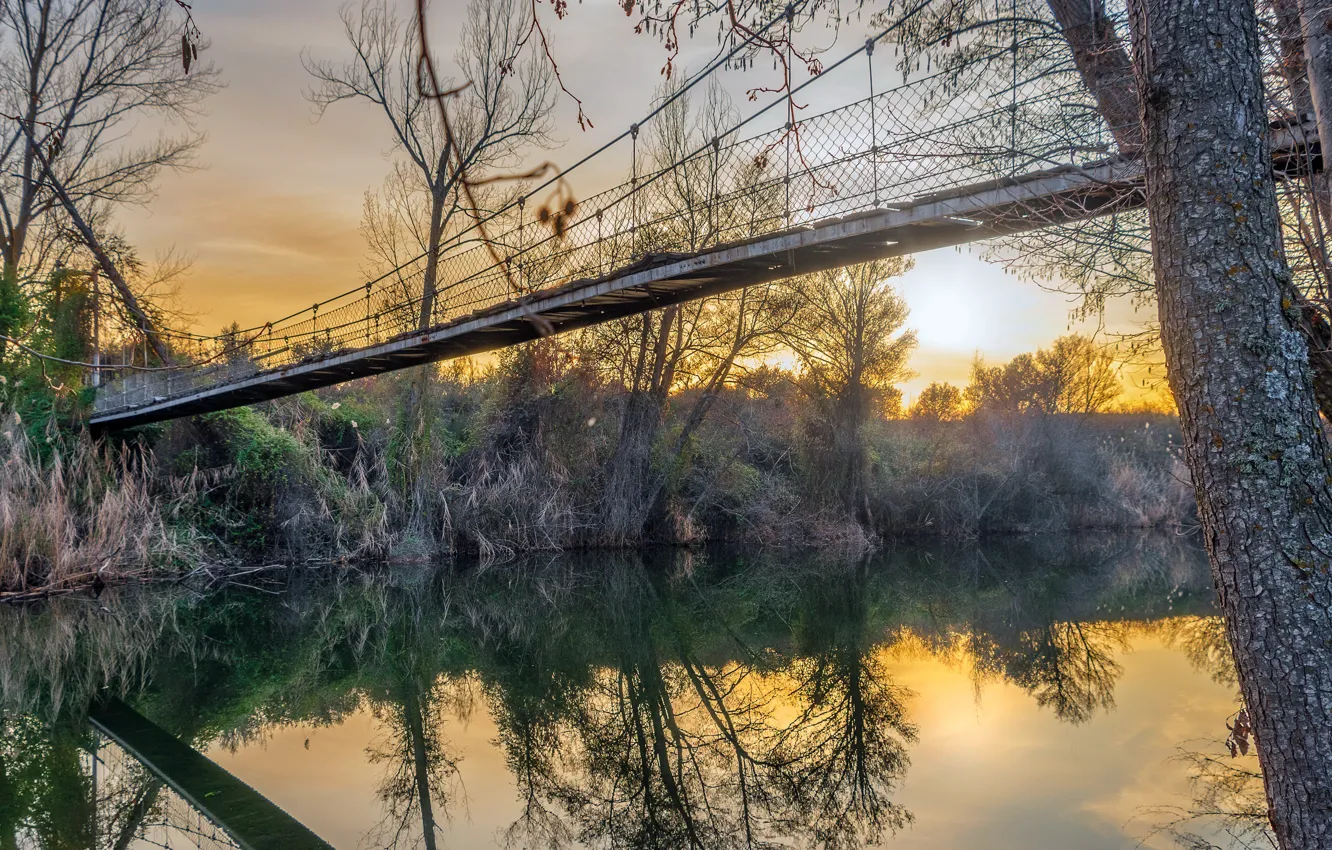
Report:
119,0,1160,402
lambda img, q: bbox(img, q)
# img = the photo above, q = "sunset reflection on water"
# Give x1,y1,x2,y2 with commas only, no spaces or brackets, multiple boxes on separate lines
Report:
0,538,1266,849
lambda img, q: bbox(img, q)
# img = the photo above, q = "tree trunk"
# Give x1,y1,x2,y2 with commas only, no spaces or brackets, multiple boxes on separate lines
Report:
1127,0,1332,846
111,781,163,850
1295,300,1332,417
603,390,665,543
1276,0,1332,423
603,309,677,543
1049,0,1332,422
1045,0,1143,154
1304,0,1332,154
1297,0,1332,248
418,189,447,331
1272,0,1315,117
401,686,439,850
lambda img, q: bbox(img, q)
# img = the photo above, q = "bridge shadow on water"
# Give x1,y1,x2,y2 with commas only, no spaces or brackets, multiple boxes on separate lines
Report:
0,534,1258,849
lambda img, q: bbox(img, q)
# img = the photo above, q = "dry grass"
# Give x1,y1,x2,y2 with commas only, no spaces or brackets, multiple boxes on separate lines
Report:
0,415,203,595
434,449,587,560
0,585,181,716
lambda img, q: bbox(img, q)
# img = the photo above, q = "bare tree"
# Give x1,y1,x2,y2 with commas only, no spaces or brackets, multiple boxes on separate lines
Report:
305,0,556,332
588,78,795,544
0,0,218,362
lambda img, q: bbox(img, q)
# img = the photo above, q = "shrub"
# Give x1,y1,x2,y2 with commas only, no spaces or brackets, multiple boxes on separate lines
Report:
177,406,387,558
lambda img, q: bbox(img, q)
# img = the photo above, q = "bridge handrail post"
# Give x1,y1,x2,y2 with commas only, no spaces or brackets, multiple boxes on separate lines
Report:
517,194,525,300
784,3,794,229
365,282,372,344
1008,0,1018,177
596,208,605,275
777,118,788,229
630,123,640,258
867,37,879,207
710,135,720,244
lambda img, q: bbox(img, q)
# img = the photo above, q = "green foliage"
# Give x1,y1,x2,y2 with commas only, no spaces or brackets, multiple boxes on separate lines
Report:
0,269,28,359
186,406,386,557
204,407,307,486
47,272,92,372
0,269,99,449
0,718,94,848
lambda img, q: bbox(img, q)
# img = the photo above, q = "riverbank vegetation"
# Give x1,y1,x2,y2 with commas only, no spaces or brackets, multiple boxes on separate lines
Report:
0,0,1189,596
0,298,1191,595
0,0,1188,596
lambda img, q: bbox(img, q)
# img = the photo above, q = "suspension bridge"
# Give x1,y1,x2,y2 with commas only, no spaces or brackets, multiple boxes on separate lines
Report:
86,698,331,849
87,23,1320,431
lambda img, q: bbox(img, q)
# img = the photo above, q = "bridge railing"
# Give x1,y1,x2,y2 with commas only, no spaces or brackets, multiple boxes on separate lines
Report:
94,59,1126,417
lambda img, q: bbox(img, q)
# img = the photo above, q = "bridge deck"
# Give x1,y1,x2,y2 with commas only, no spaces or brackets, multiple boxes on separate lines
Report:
89,158,1142,430
90,698,333,849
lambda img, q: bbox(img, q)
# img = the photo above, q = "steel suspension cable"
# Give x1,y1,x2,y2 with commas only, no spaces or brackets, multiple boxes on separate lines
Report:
196,4,800,342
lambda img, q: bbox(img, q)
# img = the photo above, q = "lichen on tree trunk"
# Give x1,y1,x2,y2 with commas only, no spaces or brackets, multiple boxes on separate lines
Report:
1127,0,1332,845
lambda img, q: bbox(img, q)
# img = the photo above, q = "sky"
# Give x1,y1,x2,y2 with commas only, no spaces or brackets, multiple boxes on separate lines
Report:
118,0,1161,403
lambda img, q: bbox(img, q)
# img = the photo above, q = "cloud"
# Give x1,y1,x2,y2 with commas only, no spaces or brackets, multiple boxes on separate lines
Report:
126,186,367,330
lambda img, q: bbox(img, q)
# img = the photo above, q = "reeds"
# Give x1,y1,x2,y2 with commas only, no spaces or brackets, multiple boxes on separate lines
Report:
0,367,1200,594
0,415,202,595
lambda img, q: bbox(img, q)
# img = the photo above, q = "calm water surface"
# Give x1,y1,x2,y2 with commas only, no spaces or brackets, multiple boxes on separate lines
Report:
0,537,1268,849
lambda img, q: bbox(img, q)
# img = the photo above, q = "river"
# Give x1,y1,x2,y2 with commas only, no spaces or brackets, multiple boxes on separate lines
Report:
0,535,1265,849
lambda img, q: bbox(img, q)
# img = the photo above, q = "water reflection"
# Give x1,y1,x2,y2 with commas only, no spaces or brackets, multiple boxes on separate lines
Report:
1149,739,1270,850
0,535,1250,849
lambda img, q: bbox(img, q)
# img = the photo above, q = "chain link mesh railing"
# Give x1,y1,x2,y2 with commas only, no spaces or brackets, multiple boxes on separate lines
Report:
94,39,1129,418
76,735,247,850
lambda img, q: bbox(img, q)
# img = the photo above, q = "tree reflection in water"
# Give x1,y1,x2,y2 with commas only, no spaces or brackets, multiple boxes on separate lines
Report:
989,620,1126,723
1148,740,1273,850
1145,617,1273,849
361,578,468,850
0,534,1239,849
482,556,915,849
775,560,915,848
0,716,95,849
